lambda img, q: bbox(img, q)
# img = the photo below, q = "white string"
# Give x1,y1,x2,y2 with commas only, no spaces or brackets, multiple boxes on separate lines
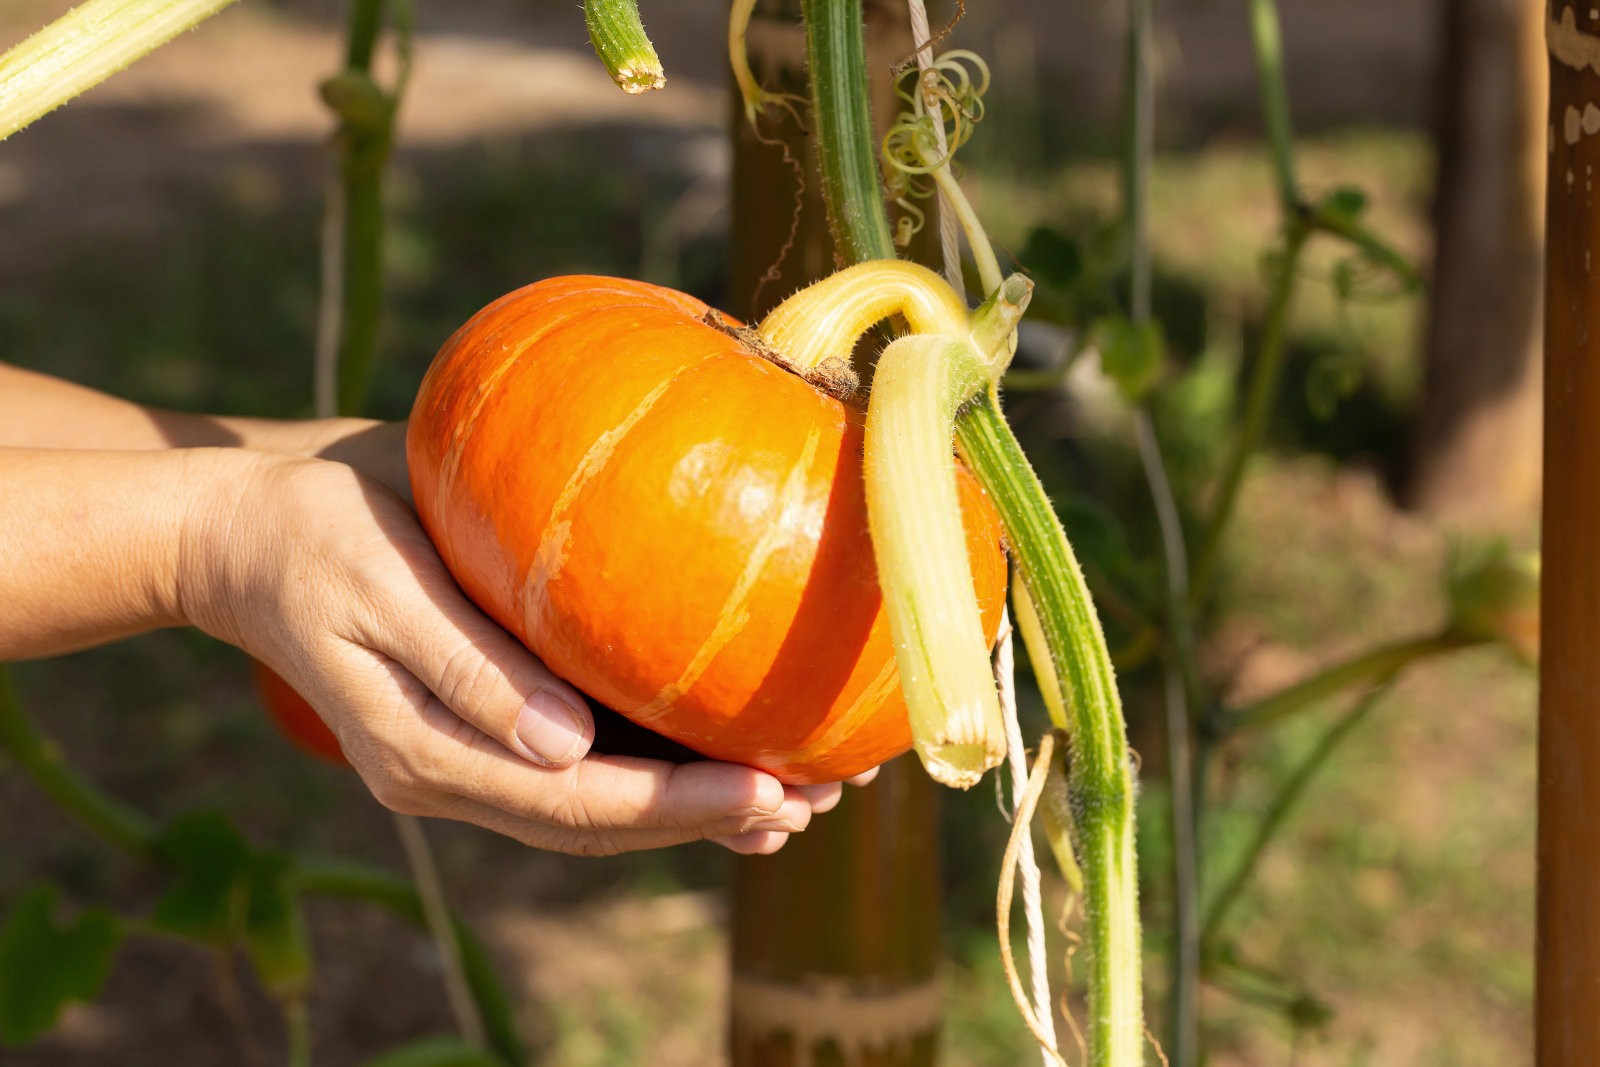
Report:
995,606,1059,1063
905,0,963,293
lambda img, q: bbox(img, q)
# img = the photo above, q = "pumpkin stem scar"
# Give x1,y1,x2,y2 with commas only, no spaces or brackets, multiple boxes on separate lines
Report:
700,309,861,402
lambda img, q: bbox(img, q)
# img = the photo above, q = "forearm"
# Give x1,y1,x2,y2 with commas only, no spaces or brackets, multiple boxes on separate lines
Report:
0,362,356,452
0,446,251,660
0,363,409,497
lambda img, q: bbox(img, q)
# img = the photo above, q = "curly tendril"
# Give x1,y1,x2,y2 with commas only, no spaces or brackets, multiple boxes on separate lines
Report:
881,50,991,246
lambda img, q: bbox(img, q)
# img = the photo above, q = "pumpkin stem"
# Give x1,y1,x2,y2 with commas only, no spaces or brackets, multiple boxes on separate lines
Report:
864,332,1003,788
862,277,1032,788
584,0,665,94
0,0,241,142
756,259,969,374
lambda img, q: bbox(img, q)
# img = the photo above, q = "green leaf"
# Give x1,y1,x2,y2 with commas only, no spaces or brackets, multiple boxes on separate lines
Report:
362,1035,509,1067
1304,350,1362,421
1093,315,1164,403
1320,184,1368,223
0,886,122,1044
243,852,313,998
152,810,251,941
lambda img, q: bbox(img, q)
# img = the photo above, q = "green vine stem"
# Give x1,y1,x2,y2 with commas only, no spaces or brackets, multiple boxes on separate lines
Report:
1117,0,1199,1057
584,0,665,94
799,0,897,263
0,0,239,140
319,0,411,417
1188,221,1308,610
0,667,156,857
0,671,523,1063
292,861,525,1064
800,5,1143,1059
285,996,313,1067
1248,0,1297,215
953,401,1142,1064
1210,632,1483,738
1201,682,1393,950
319,2,487,1050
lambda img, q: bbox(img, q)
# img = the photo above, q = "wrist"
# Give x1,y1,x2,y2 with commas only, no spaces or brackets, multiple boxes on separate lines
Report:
172,447,283,647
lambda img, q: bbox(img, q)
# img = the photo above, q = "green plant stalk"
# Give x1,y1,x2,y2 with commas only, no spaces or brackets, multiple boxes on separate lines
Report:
293,861,524,1066
322,3,489,1051
1137,416,1201,1065
326,0,399,418
336,134,391,416
0,0,239,140
800,0,896,263
0,666,521,1059
584,0,665,94
955,400,1142,1065
344,0,386,69
802,5,1142,1058
285,996,312,1067
1248,0,1298,213
1118,0,1198,1057
929,168,1001,292
1309,203,1422,292
1201,682,1391,950
1214,631,1481,737
1188,222,1308,609
0,667,156,857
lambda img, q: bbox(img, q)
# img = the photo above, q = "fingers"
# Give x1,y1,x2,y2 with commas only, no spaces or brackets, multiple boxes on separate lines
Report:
709,830,791,855
845,766,880,788
333,650,810,841
360,560,597,769
415,696,804,833
795,782,844,814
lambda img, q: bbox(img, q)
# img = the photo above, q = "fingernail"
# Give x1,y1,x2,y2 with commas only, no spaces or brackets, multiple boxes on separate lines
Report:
751,817,805,833
516,690,590,765
737,776,785,817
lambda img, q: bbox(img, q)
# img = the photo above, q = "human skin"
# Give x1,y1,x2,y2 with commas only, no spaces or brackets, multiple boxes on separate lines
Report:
0,363,876,855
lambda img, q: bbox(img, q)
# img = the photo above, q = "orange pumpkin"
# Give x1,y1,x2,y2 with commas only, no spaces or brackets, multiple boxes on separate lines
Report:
252,660,347,766
405,276,1007,784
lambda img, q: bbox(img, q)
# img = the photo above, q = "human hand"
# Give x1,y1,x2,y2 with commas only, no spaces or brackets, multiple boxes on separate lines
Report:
179,449,867,855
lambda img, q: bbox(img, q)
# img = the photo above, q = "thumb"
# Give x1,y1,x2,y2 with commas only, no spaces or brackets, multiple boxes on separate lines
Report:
392,608,595,767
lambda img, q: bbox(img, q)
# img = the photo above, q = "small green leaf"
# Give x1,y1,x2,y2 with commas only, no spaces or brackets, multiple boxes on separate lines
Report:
318,70,393,130
1446,540,1540,665
1321,184,1368,222
152,810,251,941
1094,315,1164,402
362,1035,509,1067
243,852,313,998
0,886,122,1044
1304,351,1362,421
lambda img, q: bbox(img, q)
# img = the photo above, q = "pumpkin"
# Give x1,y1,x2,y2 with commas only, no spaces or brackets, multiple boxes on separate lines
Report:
253,660,347,766
404,275,1008,784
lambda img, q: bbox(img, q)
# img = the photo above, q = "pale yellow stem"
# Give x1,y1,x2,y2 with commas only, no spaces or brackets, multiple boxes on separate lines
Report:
756,259,969,373
0,0,239,141
865,333,1004,787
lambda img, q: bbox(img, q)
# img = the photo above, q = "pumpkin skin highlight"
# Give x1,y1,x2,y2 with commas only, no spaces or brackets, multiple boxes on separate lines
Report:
405,276,1008,785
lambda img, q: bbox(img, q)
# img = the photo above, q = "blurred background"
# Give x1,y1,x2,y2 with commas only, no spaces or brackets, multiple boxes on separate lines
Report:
0,0,1539,1063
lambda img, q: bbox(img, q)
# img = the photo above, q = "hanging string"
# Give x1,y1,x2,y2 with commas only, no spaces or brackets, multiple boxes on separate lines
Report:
996,606,1061,1064
905,0,963,293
